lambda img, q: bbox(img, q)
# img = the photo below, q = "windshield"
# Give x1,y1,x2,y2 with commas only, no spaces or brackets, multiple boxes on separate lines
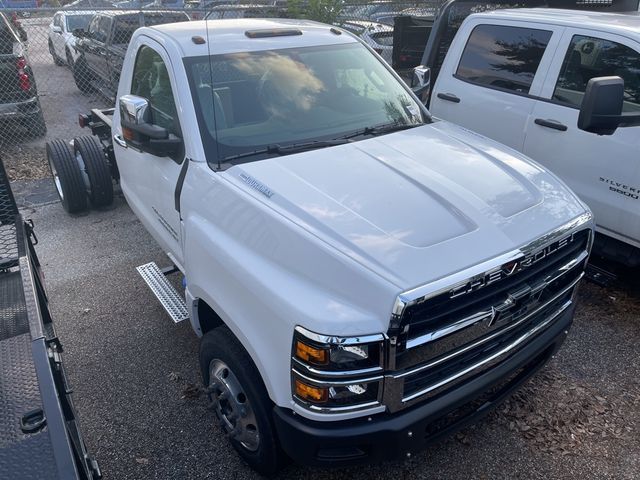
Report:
66,14,92,32
186,42,426,165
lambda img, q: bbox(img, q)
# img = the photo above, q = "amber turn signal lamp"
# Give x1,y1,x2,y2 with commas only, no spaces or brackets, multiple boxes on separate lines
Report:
295,379,328,403
295,340,328,365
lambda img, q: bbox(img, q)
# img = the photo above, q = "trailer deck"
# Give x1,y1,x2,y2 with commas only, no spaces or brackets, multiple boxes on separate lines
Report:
0,159,100,479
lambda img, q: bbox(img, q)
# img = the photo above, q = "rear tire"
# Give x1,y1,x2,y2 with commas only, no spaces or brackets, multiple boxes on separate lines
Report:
73,136,113,208
72,58,94,93
200,326,286,475
46,139,87,214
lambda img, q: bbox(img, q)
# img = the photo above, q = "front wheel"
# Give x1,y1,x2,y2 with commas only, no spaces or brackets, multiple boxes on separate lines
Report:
200,326,286,475
48,40,64,66
72,58,94,93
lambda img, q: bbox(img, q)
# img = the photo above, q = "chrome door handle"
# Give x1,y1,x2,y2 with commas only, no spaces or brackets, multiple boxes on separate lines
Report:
113,133,127,148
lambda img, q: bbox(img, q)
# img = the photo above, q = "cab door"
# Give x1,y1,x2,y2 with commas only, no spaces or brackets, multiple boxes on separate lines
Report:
112,38,186,262
430,20,562,151
84,15,111,80
523,29,640,248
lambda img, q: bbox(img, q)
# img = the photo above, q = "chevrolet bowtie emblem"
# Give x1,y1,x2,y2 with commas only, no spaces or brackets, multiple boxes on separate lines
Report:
488,283,546,327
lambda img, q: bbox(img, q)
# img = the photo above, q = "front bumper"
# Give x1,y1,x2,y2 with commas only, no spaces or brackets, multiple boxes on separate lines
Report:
273,303,574,467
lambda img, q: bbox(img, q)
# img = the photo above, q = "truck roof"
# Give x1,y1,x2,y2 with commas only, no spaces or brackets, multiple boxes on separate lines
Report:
477,8,640,37
147,18,358,56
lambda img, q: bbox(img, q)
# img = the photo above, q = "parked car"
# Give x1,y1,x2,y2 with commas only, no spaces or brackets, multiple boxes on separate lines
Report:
48,10,94,67
48,17,593,474
337,20,393,63
71,10,189,100
340,1,398,21
63,0,117,8
406,0,640,266
203,3,287,19
0,12,46,137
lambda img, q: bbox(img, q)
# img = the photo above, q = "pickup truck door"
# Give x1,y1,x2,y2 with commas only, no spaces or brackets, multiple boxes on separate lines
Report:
523,29,640,249
84,16,111,81
112,39,185,262
430,20,561,151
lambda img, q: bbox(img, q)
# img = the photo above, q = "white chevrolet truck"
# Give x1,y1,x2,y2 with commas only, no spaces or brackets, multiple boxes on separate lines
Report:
46,18,594,473
400,0,640,266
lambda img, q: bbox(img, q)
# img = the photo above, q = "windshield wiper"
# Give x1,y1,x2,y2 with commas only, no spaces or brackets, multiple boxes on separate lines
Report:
341,122,424,140
223,139,352,162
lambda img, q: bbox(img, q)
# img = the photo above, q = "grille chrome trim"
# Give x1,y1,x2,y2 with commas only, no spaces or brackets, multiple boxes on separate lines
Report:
389,212,592,331
392,272,583,382
405,249,589,351
401,297,573,403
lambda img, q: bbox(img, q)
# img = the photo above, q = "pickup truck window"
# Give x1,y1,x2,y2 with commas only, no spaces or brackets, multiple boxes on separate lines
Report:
552,35,640,112
92,16,110,43
131,45,180,137
456,24,552,94
66,14,92,33
185,43,426,165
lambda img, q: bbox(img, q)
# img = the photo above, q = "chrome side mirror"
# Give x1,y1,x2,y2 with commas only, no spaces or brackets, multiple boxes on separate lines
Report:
119,94,150,127
118,94,183,158
411,65,430,102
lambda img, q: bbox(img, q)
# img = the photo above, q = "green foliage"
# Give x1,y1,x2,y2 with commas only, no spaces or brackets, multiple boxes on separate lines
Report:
286,0,343,24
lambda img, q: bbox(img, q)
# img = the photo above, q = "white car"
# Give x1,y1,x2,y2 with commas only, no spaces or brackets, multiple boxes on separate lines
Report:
48,10,94,67
338,20,393,63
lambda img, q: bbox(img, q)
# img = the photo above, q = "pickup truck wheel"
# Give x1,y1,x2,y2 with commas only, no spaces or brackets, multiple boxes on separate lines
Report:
46,139,87,214
200,327,286,475
72,59,94,93
48,40,64,66
73,136,113,208
66,48,74,68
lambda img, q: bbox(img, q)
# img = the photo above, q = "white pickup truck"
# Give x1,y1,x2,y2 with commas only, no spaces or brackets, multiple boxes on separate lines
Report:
46,18,594,473
412,2,640,266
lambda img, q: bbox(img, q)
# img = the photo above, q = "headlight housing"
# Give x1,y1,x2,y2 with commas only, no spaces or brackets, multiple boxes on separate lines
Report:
291,326,385,412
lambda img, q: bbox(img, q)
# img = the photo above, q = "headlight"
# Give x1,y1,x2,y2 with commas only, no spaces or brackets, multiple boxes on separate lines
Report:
291,326,385,412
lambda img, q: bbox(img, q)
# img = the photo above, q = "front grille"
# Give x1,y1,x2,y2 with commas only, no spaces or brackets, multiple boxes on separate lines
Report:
383,224,591,413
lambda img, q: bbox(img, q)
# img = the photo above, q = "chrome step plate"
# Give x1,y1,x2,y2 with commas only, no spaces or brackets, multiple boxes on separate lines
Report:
136,262,188,323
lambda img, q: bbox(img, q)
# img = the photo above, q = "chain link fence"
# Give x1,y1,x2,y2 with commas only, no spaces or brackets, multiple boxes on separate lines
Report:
0,1,443,177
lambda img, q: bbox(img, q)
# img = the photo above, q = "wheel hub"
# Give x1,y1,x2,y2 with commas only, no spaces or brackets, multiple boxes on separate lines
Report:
208,359,260,452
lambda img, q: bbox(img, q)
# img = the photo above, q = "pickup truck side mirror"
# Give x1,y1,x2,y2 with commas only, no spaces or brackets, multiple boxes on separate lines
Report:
411,65,430,102
52,25,62,34
578,76,640,135
119,94,182,158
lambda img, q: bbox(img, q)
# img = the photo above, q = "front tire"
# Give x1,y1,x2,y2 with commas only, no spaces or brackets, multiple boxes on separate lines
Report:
73,136,113,208
46,139,87,214
72,58,94,93
48,40,64,66
200,326,286,475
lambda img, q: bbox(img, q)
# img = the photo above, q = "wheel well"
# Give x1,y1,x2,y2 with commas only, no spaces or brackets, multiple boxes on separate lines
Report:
197,300,224,334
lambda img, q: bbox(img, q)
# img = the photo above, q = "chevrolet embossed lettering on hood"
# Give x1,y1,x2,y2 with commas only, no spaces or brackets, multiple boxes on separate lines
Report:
449,233,576,299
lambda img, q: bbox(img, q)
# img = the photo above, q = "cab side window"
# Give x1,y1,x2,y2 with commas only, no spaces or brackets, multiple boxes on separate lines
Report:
130,45,180,136
553,35,640,112
88,16,99,38
456,24,552,94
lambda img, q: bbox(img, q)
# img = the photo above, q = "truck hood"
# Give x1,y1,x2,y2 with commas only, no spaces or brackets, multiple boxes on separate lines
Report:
226,121,587,289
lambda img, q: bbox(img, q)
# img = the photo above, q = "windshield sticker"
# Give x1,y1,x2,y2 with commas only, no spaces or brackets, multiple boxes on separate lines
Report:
239,173,275,199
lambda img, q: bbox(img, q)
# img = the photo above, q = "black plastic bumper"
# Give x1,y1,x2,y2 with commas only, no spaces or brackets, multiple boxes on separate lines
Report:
273,304,574,467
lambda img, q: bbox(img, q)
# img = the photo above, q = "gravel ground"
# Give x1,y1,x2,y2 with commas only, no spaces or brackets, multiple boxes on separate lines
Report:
22,197,639,480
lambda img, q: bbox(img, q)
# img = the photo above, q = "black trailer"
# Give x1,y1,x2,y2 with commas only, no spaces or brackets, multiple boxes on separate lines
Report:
0,158,101,479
